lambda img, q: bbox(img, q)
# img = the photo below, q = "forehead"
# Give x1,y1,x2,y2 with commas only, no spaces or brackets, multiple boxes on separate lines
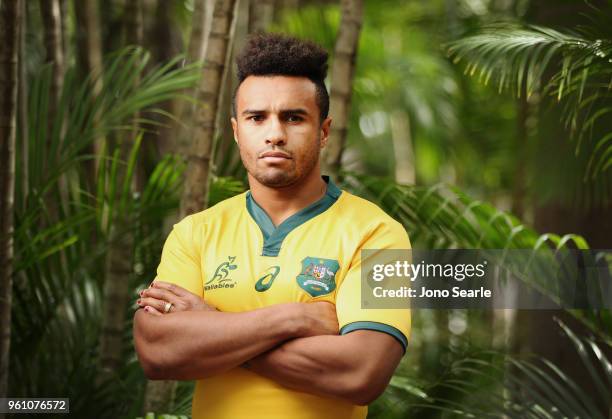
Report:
236,75,317,112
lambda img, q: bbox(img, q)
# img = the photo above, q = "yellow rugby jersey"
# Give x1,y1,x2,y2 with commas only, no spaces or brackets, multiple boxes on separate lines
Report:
155,176,411,419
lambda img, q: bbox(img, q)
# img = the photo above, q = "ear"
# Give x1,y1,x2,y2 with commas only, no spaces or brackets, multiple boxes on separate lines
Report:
231,117,239,144
320,117,332,148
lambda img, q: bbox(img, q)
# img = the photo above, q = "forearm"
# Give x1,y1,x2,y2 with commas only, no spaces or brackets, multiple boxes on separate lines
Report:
248,335,358,399
247,332,402,405
134,303,301,380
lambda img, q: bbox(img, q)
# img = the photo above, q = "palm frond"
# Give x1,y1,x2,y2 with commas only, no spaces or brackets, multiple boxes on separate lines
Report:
11,46,201,417
383,320,610,418
447,23,612,179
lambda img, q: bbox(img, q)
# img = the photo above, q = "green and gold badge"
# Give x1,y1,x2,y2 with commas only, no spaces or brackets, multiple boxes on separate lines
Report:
296,257,340,297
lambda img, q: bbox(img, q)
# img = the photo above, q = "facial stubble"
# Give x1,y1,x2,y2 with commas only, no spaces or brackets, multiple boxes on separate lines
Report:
241,133,322,188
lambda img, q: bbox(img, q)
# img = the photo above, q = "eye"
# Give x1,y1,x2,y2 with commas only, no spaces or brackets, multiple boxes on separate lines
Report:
248,115,264,122
287,115,304,122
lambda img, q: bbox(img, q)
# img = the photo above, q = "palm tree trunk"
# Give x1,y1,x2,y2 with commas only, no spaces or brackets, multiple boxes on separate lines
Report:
0,0,22,409
189,0,211,63
152,0,210,315
100,0,123,56
99,129,139,381
248,0,274,33
142,377,178,417
39,0,66,216
180,0,238,218
39,0,64,139
156,0,210,261
97,0,144,382
124,0,144,48
176,0,211,157
321,0,363,181
215,0,251,177
74,0,104,184
498,87,530,355
98,213,134,376
18,0,28,208
123,0,145,193
390,109,415,185
149,0,181,157
59,0,69,58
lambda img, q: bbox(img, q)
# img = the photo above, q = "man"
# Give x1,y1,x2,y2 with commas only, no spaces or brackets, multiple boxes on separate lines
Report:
133,33,411,419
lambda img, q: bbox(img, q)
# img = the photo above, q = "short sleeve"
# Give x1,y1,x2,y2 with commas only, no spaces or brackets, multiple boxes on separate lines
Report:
155,215,203,298
336,220,411,353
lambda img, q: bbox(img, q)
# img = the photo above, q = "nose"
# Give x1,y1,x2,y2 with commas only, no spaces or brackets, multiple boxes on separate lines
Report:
265,115,287,146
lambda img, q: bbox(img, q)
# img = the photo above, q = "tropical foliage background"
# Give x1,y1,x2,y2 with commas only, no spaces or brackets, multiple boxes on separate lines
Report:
0,0,610,418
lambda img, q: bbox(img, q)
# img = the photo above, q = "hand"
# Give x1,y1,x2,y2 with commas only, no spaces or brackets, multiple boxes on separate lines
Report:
299,301,339,337
137,280,216,316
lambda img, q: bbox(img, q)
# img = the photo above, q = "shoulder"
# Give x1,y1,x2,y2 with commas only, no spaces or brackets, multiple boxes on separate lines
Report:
171,192,248,241
177,192,248,228
335,190,411,247
337,190,406,231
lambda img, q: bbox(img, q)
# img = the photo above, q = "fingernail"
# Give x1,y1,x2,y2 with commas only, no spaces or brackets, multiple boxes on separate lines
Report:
139,290,144,296
144,307,149,312
137,299,141,305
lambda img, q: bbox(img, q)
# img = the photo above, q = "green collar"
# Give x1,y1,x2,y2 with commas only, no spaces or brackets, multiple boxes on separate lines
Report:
246,176,342,257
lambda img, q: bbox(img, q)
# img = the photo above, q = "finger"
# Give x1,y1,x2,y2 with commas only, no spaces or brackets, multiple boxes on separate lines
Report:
139,296,171,313
138,297,166,310
144,306,162,316
151,281,191,298
151,297,176,314
142,287,184,307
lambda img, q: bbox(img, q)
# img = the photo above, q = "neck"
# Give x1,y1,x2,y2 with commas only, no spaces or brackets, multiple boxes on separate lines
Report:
248,168,327,226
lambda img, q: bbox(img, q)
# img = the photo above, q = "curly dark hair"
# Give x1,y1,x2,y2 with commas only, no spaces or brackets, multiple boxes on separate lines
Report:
232,32,330,122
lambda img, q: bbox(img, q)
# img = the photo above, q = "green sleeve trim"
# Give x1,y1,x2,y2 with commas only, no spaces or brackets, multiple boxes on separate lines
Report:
340,321,408,353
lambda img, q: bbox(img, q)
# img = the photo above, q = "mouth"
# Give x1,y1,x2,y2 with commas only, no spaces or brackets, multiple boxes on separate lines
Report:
259,151,292,163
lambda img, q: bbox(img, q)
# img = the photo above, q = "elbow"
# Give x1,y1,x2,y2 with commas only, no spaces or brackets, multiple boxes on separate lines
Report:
348,385,384,407
133,310,171,380
140,354,216,381
135,337,213,380
138,350,167,380
134,338,164,380
136,339,181,380
141,361,161,380
346,368,389,406
134,334,210,380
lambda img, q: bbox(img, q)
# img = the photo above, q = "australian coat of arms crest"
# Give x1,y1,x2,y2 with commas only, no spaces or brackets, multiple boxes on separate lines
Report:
296,257,340,297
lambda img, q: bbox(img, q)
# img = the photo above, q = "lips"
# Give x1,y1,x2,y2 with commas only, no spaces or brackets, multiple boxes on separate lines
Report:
259,151,291,159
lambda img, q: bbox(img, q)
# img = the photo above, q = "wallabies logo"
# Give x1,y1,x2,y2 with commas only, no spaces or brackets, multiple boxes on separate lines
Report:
205,256,238,291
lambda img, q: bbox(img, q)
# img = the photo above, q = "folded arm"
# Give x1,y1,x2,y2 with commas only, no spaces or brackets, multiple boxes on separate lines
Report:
133,281,339,381
246,330,404,406
134,305,293,380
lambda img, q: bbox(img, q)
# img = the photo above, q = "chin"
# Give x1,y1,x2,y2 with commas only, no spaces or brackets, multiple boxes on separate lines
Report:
255,170,299,188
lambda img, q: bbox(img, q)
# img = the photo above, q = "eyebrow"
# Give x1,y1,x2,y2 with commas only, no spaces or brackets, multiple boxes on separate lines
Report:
241,108,310,116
